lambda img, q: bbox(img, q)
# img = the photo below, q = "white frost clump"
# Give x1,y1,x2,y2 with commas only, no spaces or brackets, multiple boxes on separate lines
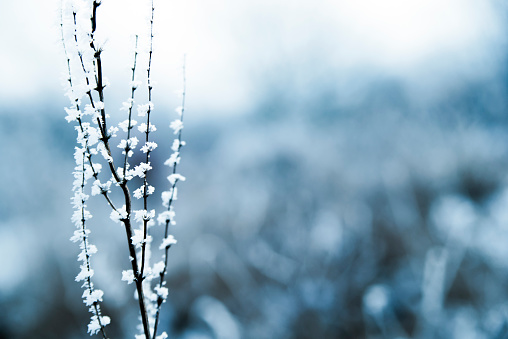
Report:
164,152,180,166
133,209,156,223
141,141,158,153
96,142,113,163
65,107,81,122
133,185,155,199
91,179,111,196
169,119,183,134
152,261,165,275
138,122,157,133
131,229,145,248
122,270,135,284
82,289,104,306
118,119,137,132
137,102,154,117
161,189,177,207
154,286,169,299
158,209,176,226
108,126,119,138
76,265,94,282
133,187,144,199
147,185,155,196
167,173,186,185
120,98,134,111
77,245,97,262
159,235,177,250
88,315,111,335
156,332,168,339
130,80,142,89
110,206,128,223
131,162,152,178
70,229,90,243
175,106,183,116
171,138,185,152
117,137,139,151
131,229,152,248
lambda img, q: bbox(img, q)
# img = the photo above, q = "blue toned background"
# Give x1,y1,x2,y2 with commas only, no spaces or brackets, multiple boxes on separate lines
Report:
1,0,508,338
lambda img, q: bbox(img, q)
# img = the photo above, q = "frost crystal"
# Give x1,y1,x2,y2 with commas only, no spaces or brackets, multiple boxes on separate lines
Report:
164,152,180,166
152,261,165,275
133,187,144,199
70,229,89,243
110,206,128,223
76,265,94,282
65,107,81,122
88,318,101,335
161,189,177,207
118,137,139,151
130,80,142,89
170,119,183,134
88,315,110,335
96,143,113,163
138,122,157,133
132,162,152,178
78,244,97,261
91,179,111,196
171,139,180,152
158,209,176,226
95,101,105,110
137,102,154,117
147,185,155,196
154,286,169,299
132,229,151,248
141,141,158,153
159,235,177,250
122,270,135,284
108,126,119,138
131,229,143,247
133,209,156,223
82,289,104,306
120,98,134,111
167,173,186,185
118,119,137,132
133,185,155,199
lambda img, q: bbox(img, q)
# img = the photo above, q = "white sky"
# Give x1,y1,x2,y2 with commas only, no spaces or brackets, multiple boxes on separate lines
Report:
0,0,505,116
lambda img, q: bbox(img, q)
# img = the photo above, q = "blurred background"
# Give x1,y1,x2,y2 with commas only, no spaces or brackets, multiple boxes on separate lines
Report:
2,0,508,338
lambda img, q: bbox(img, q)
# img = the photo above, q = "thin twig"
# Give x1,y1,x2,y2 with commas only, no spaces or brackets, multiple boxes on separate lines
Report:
86,2,152,337
140,0,156,283
61,5,109,337
122,35,139,180
68,6,118,213
152,55,187,339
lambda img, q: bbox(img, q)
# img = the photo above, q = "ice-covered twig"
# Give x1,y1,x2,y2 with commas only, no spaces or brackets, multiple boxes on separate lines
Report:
62,1,185,338
140,0,156,286
61,4,110,337
152,55,187,339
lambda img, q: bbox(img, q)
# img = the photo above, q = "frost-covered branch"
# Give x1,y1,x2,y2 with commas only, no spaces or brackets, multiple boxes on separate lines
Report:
61,1,185,338
62,6,110,337
140,0,156,286
152,56,187,339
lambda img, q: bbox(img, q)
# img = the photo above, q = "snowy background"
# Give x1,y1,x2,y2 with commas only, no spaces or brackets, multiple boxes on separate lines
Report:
2,0,508,338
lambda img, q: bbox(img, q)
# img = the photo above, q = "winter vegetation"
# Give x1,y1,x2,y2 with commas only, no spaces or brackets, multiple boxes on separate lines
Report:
60,0,185,337
2,0,508,338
